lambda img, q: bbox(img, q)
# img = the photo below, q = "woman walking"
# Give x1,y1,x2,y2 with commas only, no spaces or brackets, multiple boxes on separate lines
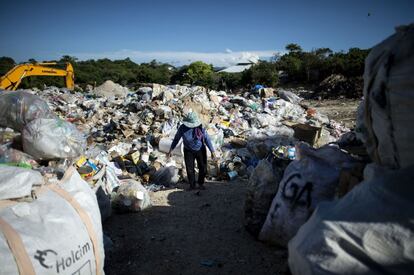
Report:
168,112,216,190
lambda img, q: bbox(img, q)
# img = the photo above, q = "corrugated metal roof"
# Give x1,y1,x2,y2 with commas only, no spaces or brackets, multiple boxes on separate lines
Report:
218,64,252,73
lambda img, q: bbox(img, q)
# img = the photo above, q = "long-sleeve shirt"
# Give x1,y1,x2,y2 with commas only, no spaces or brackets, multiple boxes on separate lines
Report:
170,124,215,153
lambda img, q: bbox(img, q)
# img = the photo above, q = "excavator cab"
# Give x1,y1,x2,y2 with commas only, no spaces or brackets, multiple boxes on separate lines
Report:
0,62,75,91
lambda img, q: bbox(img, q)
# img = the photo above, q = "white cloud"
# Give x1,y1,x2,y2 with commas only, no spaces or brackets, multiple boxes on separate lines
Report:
66,49,279,67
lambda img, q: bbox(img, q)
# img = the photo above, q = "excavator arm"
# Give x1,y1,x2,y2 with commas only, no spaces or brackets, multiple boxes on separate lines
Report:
0,62,74,91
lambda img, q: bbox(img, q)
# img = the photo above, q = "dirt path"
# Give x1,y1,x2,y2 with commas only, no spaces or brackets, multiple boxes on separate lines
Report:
104,181,289,275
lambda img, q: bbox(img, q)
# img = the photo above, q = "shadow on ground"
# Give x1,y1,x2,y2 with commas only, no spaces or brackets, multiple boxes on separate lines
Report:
104,180,289,275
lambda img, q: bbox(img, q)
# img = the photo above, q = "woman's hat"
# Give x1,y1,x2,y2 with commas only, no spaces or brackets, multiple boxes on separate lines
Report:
183,112,201,128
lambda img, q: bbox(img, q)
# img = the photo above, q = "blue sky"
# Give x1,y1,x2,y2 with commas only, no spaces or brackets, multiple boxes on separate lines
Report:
0,0,413,66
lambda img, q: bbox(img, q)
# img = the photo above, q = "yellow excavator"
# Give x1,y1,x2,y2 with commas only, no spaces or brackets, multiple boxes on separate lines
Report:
0,62,74,91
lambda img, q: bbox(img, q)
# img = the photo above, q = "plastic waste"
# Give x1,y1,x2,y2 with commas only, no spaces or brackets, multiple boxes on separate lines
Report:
112,179,151,212
244,159,283,236
278,90,303,104
95,151,121,193
0,147,37,168
0,91,56,131
22,118,86,160
151,163,180,187
159,137,183,156
288,147,296,160
108,142,132,157
273,99,305,120
206,125,224,151
161,118,177,137
227,171,238,180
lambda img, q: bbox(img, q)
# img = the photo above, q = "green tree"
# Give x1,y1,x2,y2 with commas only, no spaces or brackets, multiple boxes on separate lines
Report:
276,54,302,82
184,61,215,87
285,43,303,54
171,65,188,85
301,52,321,82
314,48,332,58
218,72,243,91
0,56,15,75
136,60,173,84
343,48,369,77
60,55,78,64
275,43,369,85
243,61,279,87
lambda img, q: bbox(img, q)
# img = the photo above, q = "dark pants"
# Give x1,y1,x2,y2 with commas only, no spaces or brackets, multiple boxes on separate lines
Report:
184,146,207,187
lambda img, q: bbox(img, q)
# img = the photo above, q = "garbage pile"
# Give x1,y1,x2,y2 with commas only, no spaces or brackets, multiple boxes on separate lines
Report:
0,77,355,274
241,76,369,249
14,82,353,177
0,80,354,205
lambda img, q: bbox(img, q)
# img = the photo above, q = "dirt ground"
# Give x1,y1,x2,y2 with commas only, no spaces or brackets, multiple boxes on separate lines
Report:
303,98,360,128
104,180,289,275
103,99,360,275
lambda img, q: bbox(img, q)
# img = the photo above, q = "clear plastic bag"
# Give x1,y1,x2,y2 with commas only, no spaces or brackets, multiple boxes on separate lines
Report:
112,179,151,212
0,91,56,131
0,146,37,168
22,118,86,160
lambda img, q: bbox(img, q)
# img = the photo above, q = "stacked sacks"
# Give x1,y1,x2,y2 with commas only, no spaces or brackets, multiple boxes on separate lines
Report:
288,24,414,274
258,143,357,246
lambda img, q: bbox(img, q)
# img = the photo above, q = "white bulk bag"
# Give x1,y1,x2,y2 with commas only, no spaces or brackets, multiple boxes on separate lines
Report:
258,143,356,246
362,24,414,169
288,164,414,275
0,166,43,200
0,166,104,275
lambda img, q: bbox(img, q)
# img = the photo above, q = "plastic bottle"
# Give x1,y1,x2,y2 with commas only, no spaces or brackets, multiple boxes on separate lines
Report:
288,147,296,160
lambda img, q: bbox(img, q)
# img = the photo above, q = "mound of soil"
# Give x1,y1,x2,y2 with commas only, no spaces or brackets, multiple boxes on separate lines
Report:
315,74,363,99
